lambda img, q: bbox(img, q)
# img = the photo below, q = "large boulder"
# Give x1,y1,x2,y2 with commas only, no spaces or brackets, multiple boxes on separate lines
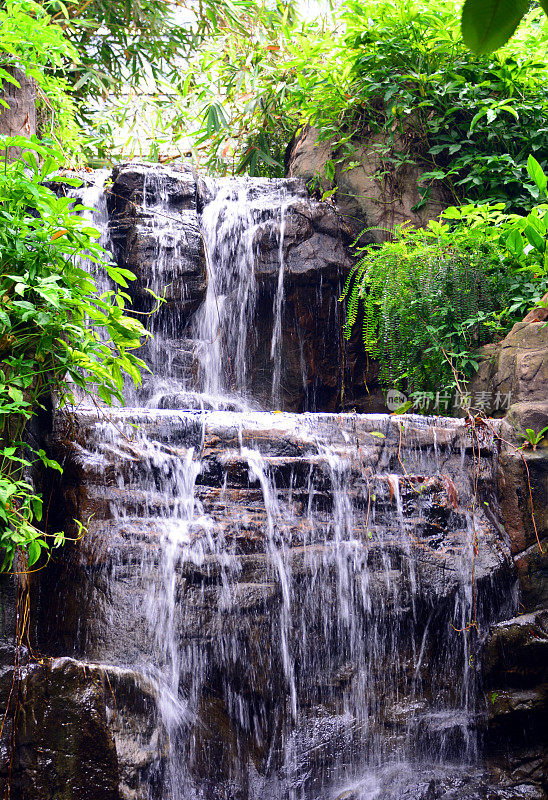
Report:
7,657,164,800
107,163,206,319
286,125,450,241
470,312,548,414
250,197,355,409
11,658,119,800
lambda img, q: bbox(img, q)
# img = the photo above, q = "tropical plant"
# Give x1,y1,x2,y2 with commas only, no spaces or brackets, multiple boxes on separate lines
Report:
36,0,294,162
340,219,520,401
42,0,267,100
0,134,149,570
0,0,81,154
442,156,548,289
166,0,548,218
518,425,548,451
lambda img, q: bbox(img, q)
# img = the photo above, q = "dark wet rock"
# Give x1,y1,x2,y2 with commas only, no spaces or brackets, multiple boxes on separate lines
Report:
95,164,363,412
107,163,206,319
486,685,548,723
110,163,196,210
8,658,165,800
514,539,548,611
40,410,515,710
12,657,119,800
332,764,547,800
18,405,548,799
254,200,352,281
103,666,166,800
481,610,548,792
483,610,548,687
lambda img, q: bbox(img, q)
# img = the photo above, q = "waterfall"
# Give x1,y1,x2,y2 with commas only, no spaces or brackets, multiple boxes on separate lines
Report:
51,165,516,800
67,168,113,285
194,178,300,405
270,199,290,408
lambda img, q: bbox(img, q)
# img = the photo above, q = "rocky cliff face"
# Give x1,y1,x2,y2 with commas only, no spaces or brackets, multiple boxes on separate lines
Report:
0,164,546,800
5,407,547,800
285,125,450,242
103,164,355,412
11,412,522,799
468,297,548,791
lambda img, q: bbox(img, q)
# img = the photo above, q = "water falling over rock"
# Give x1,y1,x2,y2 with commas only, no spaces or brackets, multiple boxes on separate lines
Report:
8,164,546,800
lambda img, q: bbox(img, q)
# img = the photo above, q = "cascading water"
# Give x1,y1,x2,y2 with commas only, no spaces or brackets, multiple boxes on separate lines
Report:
67,168,113,287
51,164,517,800
270,198,290,408
194,178,306,406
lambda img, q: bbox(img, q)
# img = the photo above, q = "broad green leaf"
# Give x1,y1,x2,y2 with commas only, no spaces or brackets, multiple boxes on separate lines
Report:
524,225,545,252
527,155,547,195
393,401,414,415
461,0,528,54
505,228,524,257
27,539,41,567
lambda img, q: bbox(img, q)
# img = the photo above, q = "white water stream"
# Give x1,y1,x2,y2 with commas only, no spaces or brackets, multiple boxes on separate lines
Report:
68,166,514,800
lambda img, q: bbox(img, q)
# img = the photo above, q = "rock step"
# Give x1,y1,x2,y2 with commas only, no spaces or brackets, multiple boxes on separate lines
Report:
67,473,470,537
61,408,503,455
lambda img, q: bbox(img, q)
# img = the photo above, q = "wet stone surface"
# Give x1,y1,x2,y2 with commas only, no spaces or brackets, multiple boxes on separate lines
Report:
25,409,537,800
3,165,546,799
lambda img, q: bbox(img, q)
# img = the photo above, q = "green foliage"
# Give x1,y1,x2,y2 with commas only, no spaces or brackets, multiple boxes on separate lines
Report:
168,0,548,216
0,0,81,154
341,155,548,408
38,0,292,162
0,0,272,160
443,157,548,280
337,2,548,212
518,425,548,450
340,220,519,398
0,135,149,570
461,0,548,54
43,0,267,100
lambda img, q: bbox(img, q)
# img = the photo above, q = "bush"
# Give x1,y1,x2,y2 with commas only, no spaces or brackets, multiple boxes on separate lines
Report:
340,219,535,402
169,0,548,217
0,136,148,570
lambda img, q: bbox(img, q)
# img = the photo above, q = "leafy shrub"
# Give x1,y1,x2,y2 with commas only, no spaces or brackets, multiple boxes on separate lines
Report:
0,136,148,570
166,0,548,217
340,220,522,399
443,155,548,280
338,1,548,213
0,0,82,156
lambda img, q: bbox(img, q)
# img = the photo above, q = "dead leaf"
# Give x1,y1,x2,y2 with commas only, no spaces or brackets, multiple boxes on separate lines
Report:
442,475,458,509
50,229,69,241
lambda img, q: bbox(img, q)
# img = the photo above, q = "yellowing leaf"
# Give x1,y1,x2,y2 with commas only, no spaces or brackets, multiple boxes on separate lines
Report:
50,229,69,241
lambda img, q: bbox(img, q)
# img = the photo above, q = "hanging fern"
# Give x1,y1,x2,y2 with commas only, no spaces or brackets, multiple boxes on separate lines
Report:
340,221,513,398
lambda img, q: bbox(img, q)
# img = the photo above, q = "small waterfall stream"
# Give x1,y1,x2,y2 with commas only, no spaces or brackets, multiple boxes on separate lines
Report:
49,165,517,800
